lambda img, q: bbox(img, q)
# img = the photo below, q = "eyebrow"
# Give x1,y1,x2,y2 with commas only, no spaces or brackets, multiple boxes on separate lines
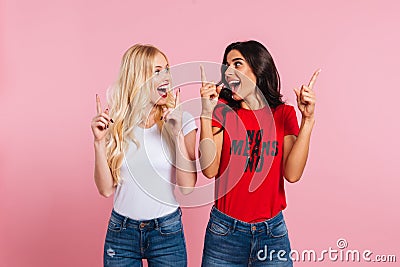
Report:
154,64,169,68
232,58,244,61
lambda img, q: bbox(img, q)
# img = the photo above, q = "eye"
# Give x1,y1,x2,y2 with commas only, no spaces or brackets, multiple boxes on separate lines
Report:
155,67,169,75
234,61,242,68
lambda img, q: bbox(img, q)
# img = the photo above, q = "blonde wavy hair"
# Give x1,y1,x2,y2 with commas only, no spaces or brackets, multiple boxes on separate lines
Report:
106,44,175,185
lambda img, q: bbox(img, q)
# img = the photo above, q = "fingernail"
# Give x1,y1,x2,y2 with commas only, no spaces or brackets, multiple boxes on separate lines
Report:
110,119,114,123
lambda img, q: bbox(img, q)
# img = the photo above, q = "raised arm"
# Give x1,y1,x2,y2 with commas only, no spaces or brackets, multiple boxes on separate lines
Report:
283,69,321,183
91,94,116,197
162,90,197,194
198,65,224,179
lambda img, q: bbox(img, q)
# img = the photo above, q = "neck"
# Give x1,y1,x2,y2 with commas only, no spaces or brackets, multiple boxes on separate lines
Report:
241,92,266,110
141,104,158,128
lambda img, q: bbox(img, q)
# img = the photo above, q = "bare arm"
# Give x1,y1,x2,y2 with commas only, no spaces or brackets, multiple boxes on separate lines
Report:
283,118,314,183
91,95,116,197
198,65,224,179
94,140,116,197
175,130,198,194
283,69,320,183
162,90,198,195
199,118,223,178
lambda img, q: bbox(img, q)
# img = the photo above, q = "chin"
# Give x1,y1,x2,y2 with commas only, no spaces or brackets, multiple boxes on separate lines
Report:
156,99,167,106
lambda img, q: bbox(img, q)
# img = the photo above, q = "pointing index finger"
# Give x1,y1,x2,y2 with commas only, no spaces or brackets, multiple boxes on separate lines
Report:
200,65,207,86
175,88,180,108
308,69,321,90
96,94,102,114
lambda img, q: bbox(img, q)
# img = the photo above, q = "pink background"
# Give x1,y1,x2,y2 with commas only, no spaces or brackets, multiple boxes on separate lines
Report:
1,0,399,266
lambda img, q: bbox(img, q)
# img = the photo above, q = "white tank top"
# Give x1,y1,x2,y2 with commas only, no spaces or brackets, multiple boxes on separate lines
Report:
113,112,197,220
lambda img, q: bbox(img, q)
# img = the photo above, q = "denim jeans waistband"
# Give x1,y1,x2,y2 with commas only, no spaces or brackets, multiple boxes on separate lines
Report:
110,207,181,229
210,206,284,234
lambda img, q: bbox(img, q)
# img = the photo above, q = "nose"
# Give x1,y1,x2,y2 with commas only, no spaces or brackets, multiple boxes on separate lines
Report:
164,75,171,83
224,64,235,77
161,70,171,83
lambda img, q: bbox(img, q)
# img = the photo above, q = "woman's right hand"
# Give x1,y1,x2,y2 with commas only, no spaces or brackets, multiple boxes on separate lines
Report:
200,65,223,117
91,94,113,142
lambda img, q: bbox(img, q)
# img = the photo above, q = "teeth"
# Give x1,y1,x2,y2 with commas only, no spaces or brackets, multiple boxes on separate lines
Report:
229,80,240,85
157,85,169,91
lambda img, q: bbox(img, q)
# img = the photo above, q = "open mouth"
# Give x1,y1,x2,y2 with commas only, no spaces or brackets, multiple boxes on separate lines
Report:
157,83,169,98
228,79,241,93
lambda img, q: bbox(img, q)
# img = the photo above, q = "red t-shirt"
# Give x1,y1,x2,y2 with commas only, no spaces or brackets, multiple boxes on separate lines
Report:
212,102,299,222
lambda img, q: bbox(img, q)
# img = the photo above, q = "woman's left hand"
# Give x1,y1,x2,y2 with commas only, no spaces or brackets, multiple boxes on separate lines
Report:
162,89,183,138
294,69,321,119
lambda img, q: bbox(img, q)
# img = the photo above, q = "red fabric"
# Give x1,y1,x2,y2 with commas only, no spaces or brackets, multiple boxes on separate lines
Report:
211,102,299,222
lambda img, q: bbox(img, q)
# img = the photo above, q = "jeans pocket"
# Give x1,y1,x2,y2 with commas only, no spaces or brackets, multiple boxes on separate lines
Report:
270,220,288,238
107,216,123,233
207,219,231,236
158,217,183,236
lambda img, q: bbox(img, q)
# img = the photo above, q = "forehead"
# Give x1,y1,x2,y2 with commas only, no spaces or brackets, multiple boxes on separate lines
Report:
154,52,168,67
226,49,244,62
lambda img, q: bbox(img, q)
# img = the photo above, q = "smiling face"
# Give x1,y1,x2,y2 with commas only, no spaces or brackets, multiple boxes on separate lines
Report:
224,49,257,102
150,52,171,106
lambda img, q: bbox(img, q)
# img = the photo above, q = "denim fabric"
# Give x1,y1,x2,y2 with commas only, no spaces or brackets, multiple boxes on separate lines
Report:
202,206,293,266
103,208,187,267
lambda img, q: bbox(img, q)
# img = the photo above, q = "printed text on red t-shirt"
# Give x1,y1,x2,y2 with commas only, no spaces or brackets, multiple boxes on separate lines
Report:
230,129,278,173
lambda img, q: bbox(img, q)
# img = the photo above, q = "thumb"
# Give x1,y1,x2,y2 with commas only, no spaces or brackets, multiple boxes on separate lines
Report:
216,83,223,94
293,88,301,104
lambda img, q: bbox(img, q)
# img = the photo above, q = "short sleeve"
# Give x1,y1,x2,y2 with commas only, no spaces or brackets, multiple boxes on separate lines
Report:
284,105,299,136
212,102,226,129
182,111,197,136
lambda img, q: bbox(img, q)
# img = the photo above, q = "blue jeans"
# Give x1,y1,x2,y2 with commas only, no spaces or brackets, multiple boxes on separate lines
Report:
202,206,293,266
103,208,187,267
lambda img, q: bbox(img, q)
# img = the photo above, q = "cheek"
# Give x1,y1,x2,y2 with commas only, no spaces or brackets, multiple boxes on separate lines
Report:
150,89,160,103
244,70,257,85
239,72,256,90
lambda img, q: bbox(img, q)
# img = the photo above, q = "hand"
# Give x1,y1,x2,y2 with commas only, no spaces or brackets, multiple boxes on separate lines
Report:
200,65,223,117
162,89,183,138
91,94,113,142
294,69,321,120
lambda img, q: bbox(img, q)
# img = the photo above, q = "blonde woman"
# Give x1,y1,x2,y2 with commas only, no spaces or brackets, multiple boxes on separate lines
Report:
91,44,197,266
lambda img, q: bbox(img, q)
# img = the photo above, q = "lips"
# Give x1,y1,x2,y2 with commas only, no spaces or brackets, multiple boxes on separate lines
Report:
157,83,169,98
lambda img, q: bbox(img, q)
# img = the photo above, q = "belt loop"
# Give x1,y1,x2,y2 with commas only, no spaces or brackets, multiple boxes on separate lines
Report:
122,217,128,229
154,217,159,229
232,219,237,232
264,221,269,235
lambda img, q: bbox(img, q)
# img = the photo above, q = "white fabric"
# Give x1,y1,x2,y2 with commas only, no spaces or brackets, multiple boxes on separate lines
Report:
113,112,197,220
